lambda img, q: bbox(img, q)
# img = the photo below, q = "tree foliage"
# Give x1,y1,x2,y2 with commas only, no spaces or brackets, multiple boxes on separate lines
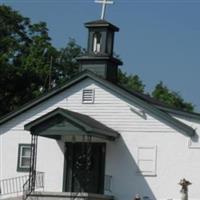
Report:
0,5,83,117
118,71,194,112
152,81,194,112
58,38,83,84
118,69,145,93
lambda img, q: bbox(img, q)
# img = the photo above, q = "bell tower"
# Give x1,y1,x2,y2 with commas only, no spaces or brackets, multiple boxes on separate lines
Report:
77,20,123,83
86,20,117,56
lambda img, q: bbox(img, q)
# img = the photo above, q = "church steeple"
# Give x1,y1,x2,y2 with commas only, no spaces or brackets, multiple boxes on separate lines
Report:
77,20,123,83
77,0,122,83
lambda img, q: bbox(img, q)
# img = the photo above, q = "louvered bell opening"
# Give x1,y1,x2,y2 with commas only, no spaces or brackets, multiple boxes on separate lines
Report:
82,89,95,104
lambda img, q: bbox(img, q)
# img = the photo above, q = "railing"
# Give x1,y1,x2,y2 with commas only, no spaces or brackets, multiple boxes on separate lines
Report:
23,135,39,200
104,175,112,192
23,171,44,200
0,174,29,195
0,172,44,197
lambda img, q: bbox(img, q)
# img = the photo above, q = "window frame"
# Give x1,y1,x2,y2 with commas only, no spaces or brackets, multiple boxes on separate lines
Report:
17,144,32,172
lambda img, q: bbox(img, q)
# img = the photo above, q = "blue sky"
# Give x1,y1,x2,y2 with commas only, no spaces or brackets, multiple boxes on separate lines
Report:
1,0,200,111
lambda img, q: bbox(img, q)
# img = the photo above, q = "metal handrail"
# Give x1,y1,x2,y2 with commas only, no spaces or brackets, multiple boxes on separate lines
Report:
104,175,112,192
23,171,44,200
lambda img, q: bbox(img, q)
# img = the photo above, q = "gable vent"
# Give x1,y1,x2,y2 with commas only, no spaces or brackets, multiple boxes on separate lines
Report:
82,89,95,104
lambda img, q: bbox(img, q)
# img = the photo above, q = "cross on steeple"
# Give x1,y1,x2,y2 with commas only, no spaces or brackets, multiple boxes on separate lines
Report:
95,0,114,20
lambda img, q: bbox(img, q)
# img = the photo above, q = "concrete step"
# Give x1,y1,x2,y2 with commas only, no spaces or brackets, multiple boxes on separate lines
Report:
28,192,114,200
0,196,22,200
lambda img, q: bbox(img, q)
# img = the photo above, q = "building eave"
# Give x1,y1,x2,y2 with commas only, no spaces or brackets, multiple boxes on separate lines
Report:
24,107,119,141
156,106,200,121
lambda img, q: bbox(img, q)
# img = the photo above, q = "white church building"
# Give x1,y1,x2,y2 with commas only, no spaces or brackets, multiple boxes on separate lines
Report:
1,5,200,200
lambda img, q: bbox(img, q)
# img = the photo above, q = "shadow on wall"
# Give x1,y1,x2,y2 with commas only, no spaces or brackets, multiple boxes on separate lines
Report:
107,137,156,200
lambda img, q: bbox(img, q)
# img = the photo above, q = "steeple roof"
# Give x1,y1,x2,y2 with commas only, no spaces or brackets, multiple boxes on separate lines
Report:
85,19,119,31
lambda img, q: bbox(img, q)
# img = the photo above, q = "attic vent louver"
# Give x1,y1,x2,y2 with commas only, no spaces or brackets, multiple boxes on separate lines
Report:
82,89,95,104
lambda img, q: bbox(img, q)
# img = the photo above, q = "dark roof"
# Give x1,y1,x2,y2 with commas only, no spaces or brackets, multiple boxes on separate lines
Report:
118,84,200,121
85,19,119,32
0,70,197,137
77,55,123,65
117,84,168,107
24,107,119,141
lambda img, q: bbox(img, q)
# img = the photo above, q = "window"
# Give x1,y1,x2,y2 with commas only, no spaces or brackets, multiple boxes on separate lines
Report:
137,146,157,176
17,144,32,172
82,89,95,104
93,32,101,53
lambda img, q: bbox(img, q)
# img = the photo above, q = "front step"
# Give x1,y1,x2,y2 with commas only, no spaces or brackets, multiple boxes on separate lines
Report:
28,192,114,200
0,196,22,200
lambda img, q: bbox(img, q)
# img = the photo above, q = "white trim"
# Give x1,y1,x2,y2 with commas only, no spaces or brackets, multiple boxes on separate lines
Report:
19,145,31,169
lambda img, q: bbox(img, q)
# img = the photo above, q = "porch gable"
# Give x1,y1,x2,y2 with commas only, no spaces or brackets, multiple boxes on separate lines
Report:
24,107,119,141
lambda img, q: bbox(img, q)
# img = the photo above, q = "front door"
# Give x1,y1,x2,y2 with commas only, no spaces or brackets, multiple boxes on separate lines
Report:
64,142,106,194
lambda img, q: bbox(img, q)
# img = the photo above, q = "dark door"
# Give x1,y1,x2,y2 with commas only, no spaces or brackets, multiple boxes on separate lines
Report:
65,142,106,194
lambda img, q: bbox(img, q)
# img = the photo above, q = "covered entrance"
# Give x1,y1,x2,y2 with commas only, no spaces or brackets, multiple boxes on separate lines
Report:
24,107,119,196
65,142,105,193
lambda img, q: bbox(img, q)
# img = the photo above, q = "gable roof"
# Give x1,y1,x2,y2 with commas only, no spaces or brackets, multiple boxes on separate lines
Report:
0,70,197,137
24,108,119,141
118,84,200,121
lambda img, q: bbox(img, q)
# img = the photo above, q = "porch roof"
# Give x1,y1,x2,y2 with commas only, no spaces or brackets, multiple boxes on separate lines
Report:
24,108,119,141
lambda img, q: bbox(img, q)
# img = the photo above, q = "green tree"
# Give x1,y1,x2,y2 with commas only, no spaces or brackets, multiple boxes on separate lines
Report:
0,5,31,116
152,81,194,112
118,69,194,112
0,5,83,117
57,38,84,84
118,69,145,93
0,5,58,116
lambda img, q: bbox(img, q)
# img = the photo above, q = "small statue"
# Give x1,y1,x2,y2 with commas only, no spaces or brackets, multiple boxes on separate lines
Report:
179,178,192,200
134,194,141,200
